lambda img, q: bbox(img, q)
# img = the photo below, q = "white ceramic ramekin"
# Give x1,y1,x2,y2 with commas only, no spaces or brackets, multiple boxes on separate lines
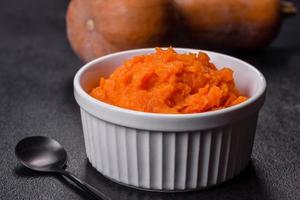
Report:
74,48,266,191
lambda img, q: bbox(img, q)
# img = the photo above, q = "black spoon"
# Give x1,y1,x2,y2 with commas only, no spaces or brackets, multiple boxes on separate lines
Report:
15,136,111,200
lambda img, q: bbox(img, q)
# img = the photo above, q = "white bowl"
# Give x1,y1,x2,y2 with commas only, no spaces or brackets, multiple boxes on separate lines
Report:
74,48,266,191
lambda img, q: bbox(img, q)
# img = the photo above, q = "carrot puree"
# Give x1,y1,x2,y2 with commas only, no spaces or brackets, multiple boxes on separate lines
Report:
90,48,247,114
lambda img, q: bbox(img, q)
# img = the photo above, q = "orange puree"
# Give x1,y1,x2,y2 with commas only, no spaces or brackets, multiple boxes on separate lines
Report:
90,48,248,114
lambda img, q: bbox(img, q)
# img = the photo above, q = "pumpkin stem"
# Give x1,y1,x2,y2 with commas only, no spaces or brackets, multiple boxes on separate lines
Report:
86,19,95,31
281,1,298,15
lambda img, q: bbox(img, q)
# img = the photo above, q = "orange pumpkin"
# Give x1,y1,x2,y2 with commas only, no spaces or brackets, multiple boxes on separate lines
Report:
66,0,170,62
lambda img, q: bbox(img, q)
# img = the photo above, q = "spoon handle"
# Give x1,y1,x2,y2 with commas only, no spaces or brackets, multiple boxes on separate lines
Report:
61,170,112,200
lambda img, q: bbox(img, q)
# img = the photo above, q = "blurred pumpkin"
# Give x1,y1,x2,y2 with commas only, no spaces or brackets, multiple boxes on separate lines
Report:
66,0,297,62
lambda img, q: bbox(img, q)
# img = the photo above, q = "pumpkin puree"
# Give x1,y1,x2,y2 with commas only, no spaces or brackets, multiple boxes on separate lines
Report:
90,48,247,114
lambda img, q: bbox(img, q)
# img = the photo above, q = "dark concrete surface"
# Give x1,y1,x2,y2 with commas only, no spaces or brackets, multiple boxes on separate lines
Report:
0,0,299,199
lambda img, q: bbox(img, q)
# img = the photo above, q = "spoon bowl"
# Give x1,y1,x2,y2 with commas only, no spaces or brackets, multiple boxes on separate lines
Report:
15,136,67,172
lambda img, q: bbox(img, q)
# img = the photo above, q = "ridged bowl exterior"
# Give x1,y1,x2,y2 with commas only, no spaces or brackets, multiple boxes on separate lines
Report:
80,108,258,191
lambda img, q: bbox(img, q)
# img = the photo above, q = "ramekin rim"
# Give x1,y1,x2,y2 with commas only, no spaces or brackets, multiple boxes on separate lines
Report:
74,47,267,119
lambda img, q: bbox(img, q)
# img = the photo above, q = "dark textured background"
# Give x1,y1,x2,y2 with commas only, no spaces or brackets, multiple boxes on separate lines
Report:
0,0,299,199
